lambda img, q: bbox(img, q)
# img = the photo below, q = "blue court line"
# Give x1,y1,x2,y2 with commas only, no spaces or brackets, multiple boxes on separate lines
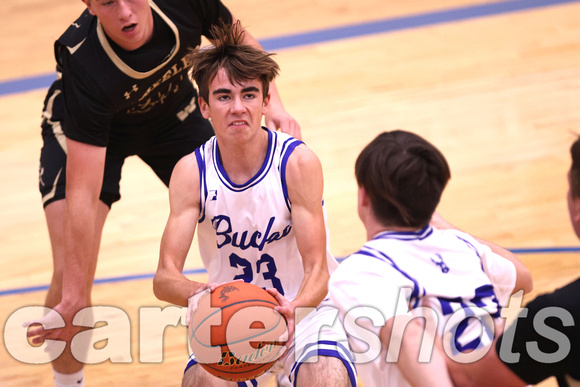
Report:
0,267,208,297
0,0,577,97
259,0,579,51
1,247,579,297
509,246,580,254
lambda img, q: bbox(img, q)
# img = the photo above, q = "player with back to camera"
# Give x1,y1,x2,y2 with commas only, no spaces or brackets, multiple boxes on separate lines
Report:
26,0,300,386
446,136,580,387
153,22,357,387
328,130,533,387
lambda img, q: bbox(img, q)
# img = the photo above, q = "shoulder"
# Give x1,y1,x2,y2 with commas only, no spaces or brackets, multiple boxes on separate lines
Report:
285,143,322,177
170,152,200,191
56,10,96,53
333,250,407,282
284,143,324,205
173,151,199,175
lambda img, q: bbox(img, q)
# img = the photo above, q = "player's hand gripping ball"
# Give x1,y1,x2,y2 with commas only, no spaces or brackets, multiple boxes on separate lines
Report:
188,282,288,382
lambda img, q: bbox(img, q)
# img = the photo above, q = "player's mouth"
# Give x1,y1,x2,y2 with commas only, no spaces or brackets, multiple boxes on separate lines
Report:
230,120,249,127
122,23,137,32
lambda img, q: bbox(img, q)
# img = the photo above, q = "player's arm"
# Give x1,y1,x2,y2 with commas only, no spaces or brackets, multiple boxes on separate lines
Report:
444,323,527,387
381,317,454,387
230,15,301,139
27,138,106,343
153,153,205,307
61,138,106,307
285,145,329,311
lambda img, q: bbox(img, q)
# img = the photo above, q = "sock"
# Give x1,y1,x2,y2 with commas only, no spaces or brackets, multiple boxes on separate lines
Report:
53,369,85,387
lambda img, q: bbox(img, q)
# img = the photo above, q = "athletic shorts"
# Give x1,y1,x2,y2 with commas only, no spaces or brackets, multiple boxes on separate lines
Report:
184,301,358,386
38,86,214,208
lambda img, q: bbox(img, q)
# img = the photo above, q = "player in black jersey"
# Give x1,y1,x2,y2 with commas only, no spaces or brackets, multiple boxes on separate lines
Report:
446,137,580,387
27,1,300,385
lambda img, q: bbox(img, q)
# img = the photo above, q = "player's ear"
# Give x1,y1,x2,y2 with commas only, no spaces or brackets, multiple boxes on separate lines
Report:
357,185,371,223
261,92,271,116
199,97,210,120
82,0,95,15
571,196,580,222
358,185,370,208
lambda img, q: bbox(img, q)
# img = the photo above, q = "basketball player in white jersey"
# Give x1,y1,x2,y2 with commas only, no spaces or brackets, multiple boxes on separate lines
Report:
327,130,533,387
27,1,299,386
153,22,357,387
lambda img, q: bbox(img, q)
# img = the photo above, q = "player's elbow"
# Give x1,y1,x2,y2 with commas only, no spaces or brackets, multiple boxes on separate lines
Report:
152,270,167,302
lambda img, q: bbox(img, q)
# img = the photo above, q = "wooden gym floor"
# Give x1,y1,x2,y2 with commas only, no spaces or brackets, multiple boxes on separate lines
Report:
1,0,579,385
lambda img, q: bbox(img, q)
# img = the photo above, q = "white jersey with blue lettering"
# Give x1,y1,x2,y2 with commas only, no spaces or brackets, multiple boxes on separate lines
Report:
195,128,339,301
328,225,517,387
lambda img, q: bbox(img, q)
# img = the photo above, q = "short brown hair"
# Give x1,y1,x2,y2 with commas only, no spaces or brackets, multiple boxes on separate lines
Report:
188,21,279,103
355,130,451,228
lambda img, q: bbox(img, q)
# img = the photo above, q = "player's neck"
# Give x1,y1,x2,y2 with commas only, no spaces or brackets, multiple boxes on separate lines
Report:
218,129,269,185
367,222,423,240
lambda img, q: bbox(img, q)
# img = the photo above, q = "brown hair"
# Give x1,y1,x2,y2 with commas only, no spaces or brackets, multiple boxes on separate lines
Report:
188,21,279,103
355,130,451,228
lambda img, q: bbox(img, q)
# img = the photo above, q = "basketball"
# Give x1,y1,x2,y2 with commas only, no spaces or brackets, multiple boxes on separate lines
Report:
188,281,288,382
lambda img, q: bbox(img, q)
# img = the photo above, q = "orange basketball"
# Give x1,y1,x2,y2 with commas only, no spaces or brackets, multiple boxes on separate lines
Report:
188,281,288,382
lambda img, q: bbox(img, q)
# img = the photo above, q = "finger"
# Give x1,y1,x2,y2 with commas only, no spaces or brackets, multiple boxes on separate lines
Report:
31,328,59,345
26,325,47,338
265,288,285,305
186,288,211,325
31,334,50,345
23,308,65,330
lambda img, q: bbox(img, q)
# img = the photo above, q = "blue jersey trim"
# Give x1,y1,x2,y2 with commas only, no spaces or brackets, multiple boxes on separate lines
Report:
214,128,276,192
455,234,485,271
373,225,433,241
289,340,357,386
195,143,208,223
279,136,304,212
357,246,423,306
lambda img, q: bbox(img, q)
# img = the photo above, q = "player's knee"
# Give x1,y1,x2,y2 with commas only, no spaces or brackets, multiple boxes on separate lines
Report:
296,356,351,387
182,365,200,387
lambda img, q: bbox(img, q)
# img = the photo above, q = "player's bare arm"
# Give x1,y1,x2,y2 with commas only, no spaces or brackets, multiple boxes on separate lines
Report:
62,138,107,304
154,153,204,307
380,317,454,387
28,139,107,343
285,144,329,311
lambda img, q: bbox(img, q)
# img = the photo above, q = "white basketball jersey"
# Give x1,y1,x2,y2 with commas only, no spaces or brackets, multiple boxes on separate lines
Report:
195,129,338,301
329,225,517,387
